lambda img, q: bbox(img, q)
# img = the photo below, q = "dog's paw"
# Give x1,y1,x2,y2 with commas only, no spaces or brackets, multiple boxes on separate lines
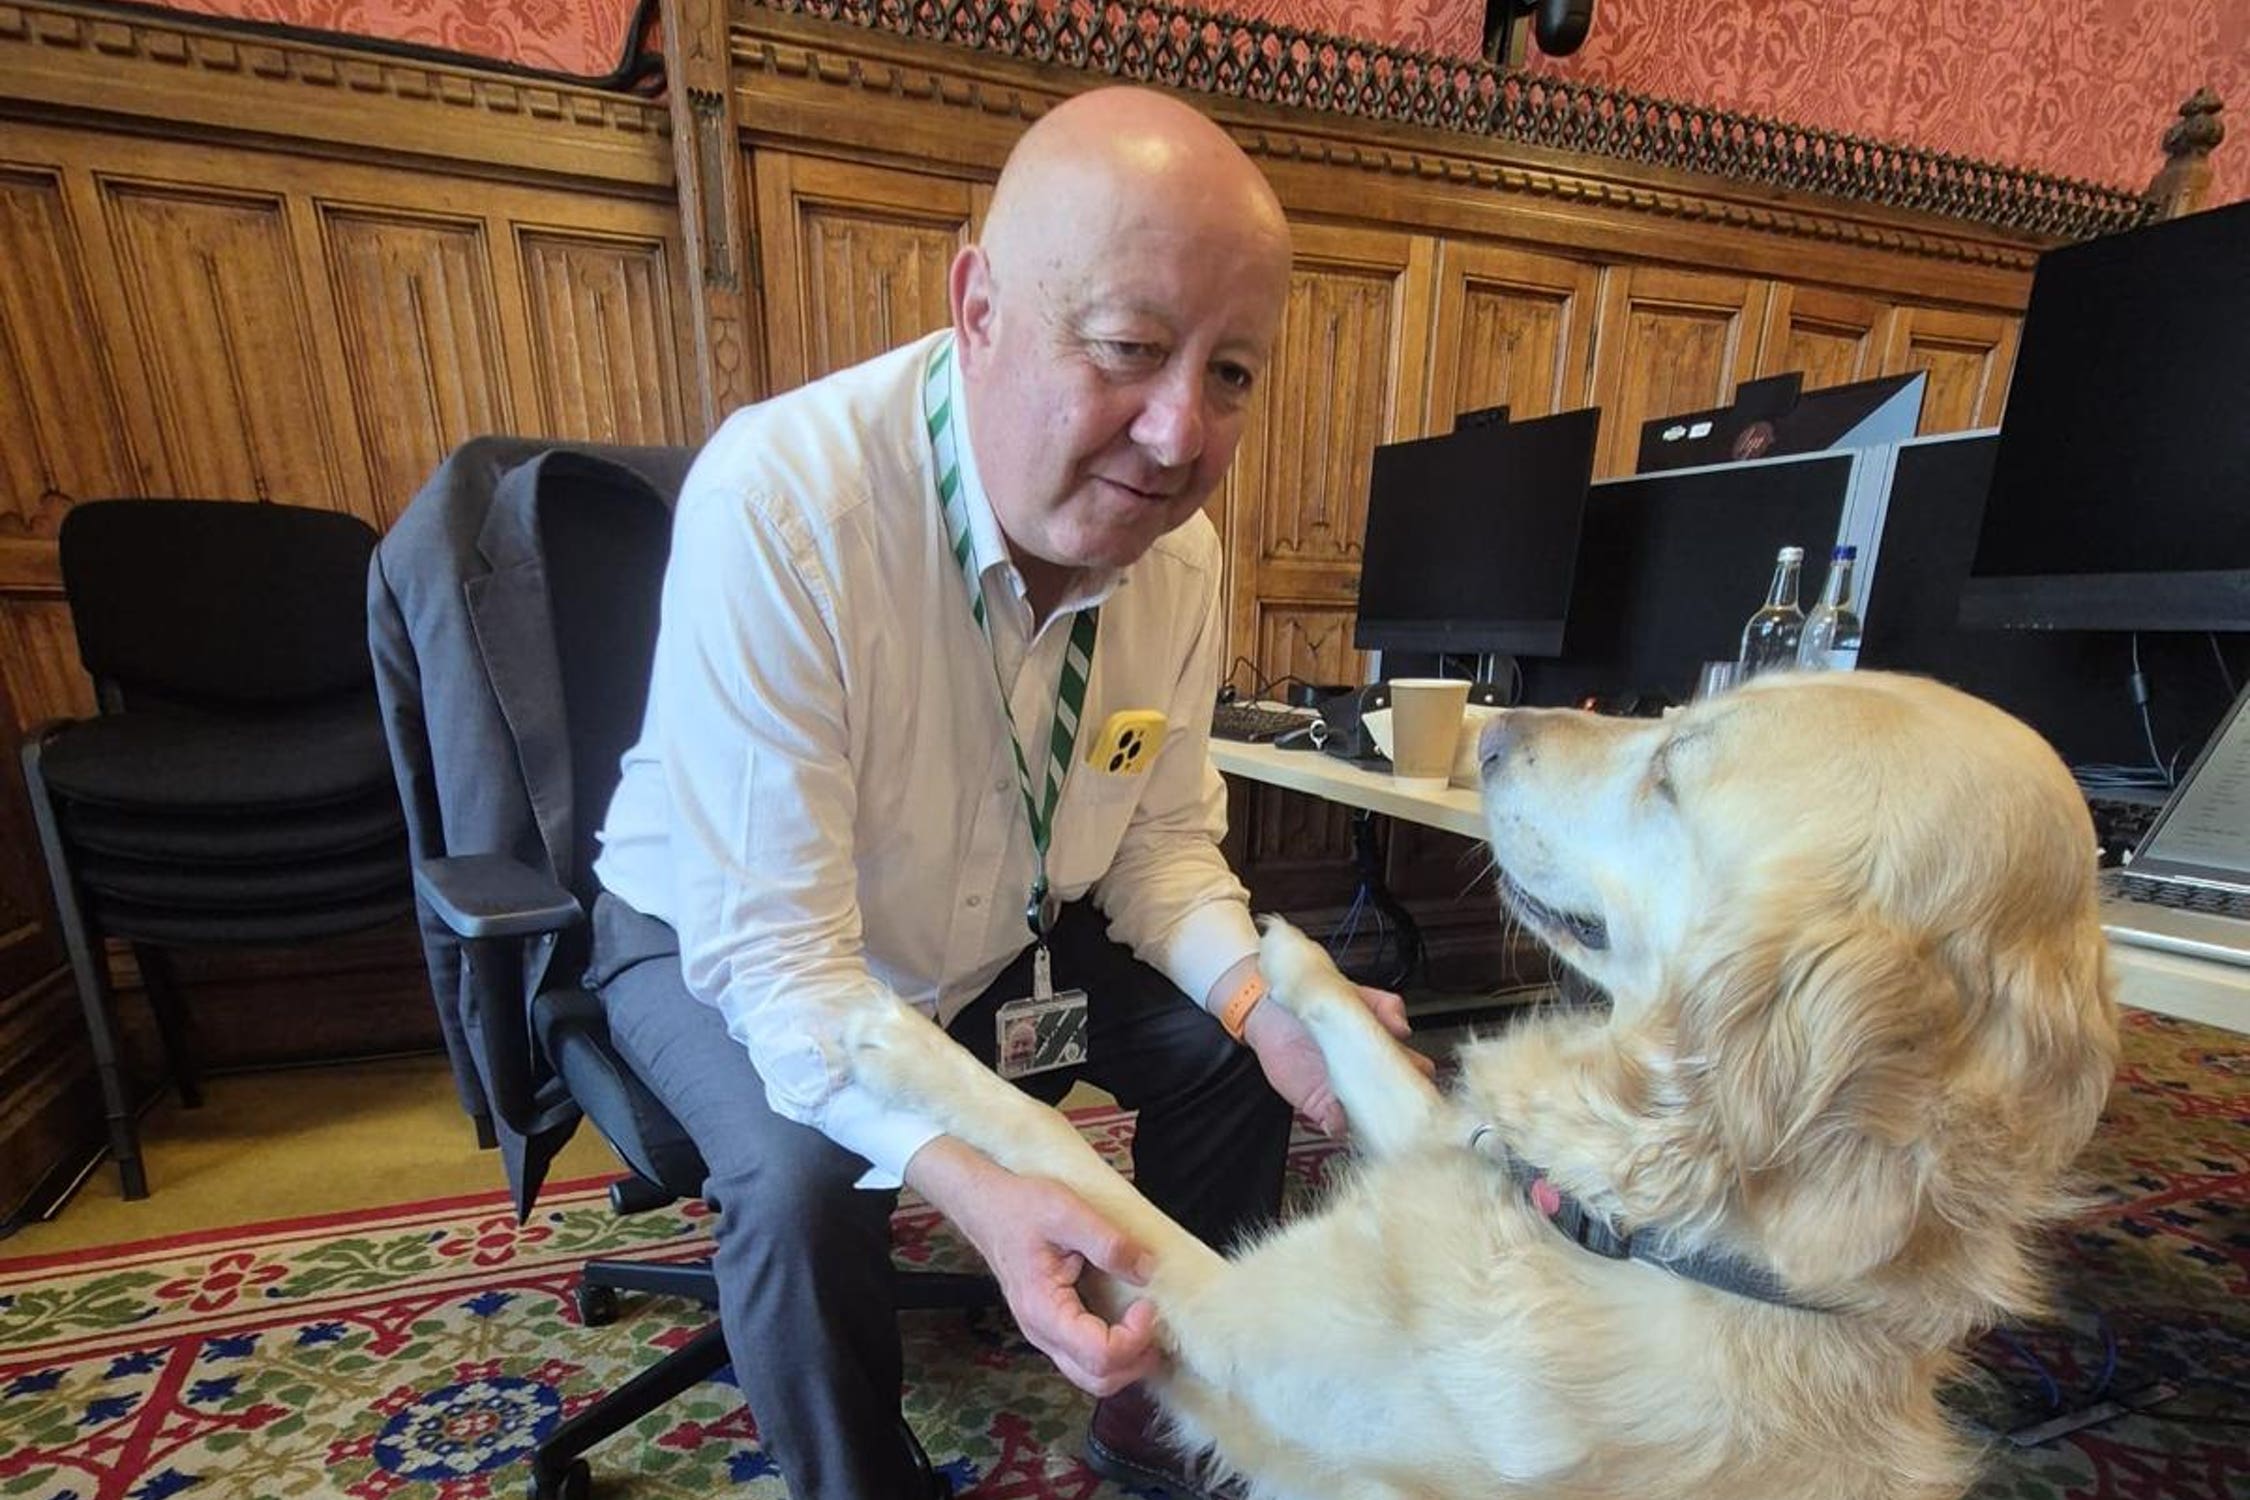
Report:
1256,915,1355,1021
837,1001,939,1102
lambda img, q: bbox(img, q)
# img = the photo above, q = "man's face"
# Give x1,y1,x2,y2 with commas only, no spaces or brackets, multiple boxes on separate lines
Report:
956,210,1288,576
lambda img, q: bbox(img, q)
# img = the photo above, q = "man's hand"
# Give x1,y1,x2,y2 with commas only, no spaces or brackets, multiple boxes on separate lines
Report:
906,1137,1160,1395
1240,980,1430,1137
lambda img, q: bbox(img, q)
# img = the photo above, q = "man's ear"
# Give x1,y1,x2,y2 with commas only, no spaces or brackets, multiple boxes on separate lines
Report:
950,245,997,363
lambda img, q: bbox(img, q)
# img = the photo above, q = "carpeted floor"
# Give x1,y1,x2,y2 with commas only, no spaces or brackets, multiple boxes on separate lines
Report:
1,1012,2243,1499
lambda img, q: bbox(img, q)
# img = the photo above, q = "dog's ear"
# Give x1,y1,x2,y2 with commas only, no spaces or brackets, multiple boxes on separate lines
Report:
1677,906,1954,1289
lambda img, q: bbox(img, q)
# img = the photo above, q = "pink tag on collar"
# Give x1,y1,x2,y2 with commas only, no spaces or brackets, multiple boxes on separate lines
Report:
1530,1178,1564,1218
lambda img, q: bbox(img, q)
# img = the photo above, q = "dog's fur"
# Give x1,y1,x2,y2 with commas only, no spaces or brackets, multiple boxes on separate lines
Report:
846,671,2120,1499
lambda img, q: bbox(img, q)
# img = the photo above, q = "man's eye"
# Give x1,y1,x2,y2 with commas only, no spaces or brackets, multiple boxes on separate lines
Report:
1213,361,1257,393
1098,340,1163,364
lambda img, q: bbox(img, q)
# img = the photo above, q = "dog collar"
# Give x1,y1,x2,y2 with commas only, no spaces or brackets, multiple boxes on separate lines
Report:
1465,1124,1833,1314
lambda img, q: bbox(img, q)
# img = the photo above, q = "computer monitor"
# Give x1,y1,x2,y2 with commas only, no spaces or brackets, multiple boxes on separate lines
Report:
1636,371,1926,473
1518,448,1884,709
1862,431,2245,771
1960,200,2250,633
1352,407,1600,659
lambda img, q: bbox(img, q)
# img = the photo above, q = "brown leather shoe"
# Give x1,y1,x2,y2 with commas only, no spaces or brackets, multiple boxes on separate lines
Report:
1084,1384,1245,1500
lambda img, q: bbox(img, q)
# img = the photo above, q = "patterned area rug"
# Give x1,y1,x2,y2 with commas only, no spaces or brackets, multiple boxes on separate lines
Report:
2,1014,2244,1500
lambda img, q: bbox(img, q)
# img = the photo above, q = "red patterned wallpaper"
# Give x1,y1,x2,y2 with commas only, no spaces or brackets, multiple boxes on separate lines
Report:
144,0,651,80
138,0,2242,206
1522,0,2246,205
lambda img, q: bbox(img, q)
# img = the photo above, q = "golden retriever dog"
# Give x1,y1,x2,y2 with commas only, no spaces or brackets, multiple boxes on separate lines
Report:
845,670,2119,1499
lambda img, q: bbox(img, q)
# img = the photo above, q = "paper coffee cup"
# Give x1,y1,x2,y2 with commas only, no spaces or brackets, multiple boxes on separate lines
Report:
1387,678,1471,792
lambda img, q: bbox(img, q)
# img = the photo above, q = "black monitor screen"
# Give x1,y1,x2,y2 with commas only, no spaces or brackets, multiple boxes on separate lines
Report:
1518,452,1854,709
1962,200,2250,631
1637,372,1924,473
1353,407,1600,658
1867,433,2247,768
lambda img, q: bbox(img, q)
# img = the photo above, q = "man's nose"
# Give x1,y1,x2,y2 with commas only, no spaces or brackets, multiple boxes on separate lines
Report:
1132,368,1206,469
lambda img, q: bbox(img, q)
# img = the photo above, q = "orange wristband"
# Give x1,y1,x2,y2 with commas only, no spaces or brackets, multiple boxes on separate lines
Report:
1217,973,1270,1042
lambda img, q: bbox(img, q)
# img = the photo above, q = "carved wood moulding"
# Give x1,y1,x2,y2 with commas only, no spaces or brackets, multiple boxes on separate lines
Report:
748,0,2155,243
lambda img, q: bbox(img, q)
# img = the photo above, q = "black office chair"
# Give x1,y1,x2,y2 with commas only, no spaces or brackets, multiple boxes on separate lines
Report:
22,499,413,1200
380,447,992,1500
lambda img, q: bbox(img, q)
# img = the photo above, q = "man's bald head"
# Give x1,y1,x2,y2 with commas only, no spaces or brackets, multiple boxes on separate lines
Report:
950,88,1293,610
981,87,1290,296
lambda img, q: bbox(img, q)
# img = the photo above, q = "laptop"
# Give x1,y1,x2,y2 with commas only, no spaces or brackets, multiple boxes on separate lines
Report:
2099,679,2250,968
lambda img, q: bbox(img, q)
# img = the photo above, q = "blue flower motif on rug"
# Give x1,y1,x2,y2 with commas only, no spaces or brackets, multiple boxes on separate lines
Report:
372,1374,561,1480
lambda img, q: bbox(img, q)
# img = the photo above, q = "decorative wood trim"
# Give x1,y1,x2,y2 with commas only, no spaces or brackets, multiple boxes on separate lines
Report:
0,0,673,189
663,0,767,429
744,0,2155,243
2147,88,2224,221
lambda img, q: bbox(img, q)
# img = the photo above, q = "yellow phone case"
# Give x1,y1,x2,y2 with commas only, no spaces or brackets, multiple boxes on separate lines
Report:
1085,709,1169,776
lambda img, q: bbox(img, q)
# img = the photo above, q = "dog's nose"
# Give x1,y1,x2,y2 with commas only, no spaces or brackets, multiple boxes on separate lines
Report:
1478,712,1521,771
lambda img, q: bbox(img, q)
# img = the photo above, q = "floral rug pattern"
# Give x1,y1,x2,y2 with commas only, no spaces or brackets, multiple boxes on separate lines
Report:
2,1015,2244,1500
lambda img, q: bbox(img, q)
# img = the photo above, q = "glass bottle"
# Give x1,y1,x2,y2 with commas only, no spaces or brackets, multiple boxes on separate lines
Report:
1797,545,1863,672
1736,545,1805,681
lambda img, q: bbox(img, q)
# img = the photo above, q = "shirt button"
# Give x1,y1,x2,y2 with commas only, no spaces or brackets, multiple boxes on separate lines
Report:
965,894,983,909
994,778,1011,795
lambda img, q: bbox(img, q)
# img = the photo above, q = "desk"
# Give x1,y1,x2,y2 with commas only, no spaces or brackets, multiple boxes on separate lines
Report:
1206,740,1486,839
1209,740,1487,985
2108,942,2250,1034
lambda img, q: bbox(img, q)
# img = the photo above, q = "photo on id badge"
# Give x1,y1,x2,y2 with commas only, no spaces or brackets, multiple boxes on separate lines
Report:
997,990,1089,1079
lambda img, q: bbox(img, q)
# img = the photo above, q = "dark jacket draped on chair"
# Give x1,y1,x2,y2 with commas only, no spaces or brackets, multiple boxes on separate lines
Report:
369,437,696,1213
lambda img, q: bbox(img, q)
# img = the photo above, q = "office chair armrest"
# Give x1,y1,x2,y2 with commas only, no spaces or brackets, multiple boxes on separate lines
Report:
415,853,583,939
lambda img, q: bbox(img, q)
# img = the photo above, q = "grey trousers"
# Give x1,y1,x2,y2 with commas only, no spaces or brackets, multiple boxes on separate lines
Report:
588,892,1292,1499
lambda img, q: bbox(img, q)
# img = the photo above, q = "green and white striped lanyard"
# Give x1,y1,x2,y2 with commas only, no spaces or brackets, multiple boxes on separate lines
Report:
923,337,1099,997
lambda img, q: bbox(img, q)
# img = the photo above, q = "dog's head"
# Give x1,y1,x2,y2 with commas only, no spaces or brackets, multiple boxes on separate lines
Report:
1471,672,2117,1334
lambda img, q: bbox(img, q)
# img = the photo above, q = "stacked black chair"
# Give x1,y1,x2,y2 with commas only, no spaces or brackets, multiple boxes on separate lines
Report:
373,445,994,1500
23,499,413,1201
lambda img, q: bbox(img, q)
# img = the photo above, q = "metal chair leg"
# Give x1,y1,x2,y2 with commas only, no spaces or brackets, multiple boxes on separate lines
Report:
23,738,145,1199
132,943,201,1109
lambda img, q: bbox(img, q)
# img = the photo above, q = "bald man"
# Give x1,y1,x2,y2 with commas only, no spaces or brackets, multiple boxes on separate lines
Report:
591,87,1410,1498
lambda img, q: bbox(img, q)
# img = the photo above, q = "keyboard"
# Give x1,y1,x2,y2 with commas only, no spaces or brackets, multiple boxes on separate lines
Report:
2086,795,2161,860
1211,701,1318,743
2103,871,2250,922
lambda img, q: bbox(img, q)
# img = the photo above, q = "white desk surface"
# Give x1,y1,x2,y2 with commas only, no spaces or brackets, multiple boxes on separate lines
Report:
2108,941,2250,1034
1207,738,1488,840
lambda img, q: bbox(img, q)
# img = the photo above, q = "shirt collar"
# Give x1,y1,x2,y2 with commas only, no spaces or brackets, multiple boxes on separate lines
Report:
945,336,1124,625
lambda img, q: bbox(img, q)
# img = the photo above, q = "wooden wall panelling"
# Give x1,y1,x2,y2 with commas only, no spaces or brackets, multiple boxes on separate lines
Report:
1424,240,1602,430
1226,222,1433,911
752,152,978,391
319,205,513,528
1756,284,1894,390
516,226,690,447
0,168,141,542
1587,264,1771,477
100,177,355,509
1883,306,2021,433
0,3,692,1219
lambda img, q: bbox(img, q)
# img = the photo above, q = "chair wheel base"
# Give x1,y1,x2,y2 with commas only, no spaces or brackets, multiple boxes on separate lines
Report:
575,1282,619,1326
529,1457,590,1500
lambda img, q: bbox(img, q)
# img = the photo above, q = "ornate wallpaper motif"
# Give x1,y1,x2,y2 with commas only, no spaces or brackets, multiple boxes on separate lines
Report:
133,0,2241,208
141,0,654,80
1524,0,2246,205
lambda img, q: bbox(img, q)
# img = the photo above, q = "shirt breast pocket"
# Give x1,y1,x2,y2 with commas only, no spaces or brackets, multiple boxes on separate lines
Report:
1044,768,1146,895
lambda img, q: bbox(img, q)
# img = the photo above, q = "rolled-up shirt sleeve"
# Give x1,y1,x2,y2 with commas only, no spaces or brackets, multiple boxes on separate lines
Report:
1092,538,1261,1008
648,473,940,1188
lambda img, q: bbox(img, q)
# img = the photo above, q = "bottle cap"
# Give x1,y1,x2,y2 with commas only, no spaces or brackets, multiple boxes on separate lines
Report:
1778,545,1804,562
1834,544,1858,560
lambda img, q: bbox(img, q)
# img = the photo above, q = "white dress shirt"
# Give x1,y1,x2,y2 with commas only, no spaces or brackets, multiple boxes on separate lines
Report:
594,331,1261,1186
